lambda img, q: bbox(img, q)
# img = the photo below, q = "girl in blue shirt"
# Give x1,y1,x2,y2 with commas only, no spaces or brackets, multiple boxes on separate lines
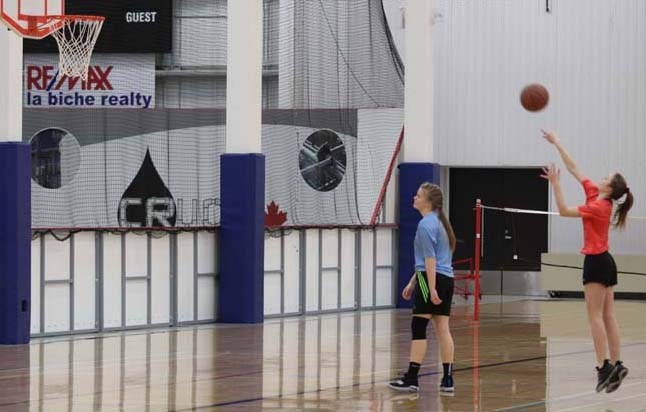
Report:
389,182,457,394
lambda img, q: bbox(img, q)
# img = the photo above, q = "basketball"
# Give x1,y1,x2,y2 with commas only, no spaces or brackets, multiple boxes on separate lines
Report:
520,83,549,112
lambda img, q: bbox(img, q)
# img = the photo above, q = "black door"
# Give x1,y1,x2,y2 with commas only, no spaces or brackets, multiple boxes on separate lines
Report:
449,168,548,271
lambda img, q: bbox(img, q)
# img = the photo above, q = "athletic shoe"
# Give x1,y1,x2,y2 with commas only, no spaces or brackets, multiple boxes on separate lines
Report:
388,374,419,392
606,361,628,393
440,375,454,395
595,359,614,392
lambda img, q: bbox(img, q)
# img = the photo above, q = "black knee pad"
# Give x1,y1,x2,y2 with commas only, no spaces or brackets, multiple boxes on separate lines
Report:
411,316,429,340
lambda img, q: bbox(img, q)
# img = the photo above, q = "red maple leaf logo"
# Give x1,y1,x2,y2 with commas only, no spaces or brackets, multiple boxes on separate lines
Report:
265,201,288,227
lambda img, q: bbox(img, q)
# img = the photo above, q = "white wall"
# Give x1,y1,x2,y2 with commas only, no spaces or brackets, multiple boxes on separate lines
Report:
0,26,22,141
31,231,218,335
431,0,646,254
263,228,396,316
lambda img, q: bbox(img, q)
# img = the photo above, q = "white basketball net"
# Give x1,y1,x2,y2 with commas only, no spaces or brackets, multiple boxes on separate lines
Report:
50,16,105,81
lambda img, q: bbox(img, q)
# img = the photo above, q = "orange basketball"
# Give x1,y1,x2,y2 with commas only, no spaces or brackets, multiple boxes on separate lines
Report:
520,84,549,112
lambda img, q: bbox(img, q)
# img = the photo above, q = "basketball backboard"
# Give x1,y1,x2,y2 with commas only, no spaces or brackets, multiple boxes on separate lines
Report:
0,0,64,39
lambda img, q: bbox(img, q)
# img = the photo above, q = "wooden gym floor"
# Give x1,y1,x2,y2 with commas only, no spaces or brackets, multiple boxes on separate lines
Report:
1,299,645,411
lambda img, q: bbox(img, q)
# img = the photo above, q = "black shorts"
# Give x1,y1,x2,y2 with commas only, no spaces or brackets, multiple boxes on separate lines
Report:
413,271,454,316
583,251,618,287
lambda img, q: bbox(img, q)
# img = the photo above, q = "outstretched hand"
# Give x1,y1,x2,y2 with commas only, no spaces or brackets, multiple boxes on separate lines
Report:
541,163,560,183
541,129,559,144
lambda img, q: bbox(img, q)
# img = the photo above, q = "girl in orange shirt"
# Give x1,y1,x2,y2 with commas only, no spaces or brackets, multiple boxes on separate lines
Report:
541,130,633,394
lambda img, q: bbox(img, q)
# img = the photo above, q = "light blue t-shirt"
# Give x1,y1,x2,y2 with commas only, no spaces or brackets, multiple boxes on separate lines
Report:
414,211,454,277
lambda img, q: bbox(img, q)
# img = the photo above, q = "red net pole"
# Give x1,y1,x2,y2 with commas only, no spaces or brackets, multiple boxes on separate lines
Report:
369,126,404,225
474,199,482,321
473,314,480,411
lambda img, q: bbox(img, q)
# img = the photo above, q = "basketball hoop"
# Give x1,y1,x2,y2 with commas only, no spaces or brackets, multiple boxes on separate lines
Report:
1,2,104,79
49,15,105,81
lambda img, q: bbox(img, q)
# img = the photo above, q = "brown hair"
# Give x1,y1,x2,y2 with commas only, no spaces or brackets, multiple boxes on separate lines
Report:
608,173,633,229
420,182,457,252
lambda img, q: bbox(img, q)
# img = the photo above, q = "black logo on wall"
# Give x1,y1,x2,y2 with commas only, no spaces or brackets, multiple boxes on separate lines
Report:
30,128,81,189
299,129,347,192
25,0,172,53
118,149,177,227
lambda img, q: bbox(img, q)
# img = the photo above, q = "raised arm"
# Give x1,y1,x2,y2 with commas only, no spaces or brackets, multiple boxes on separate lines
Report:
541,164,580,218
541,130,586,182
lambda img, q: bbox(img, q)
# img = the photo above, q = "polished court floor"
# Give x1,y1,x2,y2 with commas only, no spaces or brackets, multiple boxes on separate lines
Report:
1,299,646,411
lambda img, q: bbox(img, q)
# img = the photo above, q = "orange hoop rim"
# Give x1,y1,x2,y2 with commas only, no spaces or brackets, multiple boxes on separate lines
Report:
5,12,104,39
47,14,105,23
22,13,105,24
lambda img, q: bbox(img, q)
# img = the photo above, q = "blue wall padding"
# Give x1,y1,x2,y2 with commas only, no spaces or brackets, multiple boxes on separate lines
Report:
0,142,31,344
218,153,265,323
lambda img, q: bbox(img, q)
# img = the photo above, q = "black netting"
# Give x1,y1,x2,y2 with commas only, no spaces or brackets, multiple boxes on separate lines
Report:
24,0,404,230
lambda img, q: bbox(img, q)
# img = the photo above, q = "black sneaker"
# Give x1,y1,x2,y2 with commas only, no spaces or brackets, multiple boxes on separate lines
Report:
388,374,419,392
606,361,628,393
595,359,614,392
440,375,454,395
